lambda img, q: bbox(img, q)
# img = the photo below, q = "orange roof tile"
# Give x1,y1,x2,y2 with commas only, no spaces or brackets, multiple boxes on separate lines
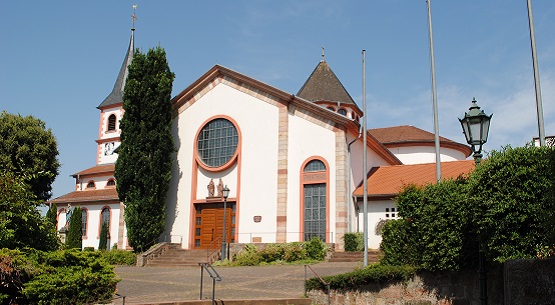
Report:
369,125,471,157
353,160,475,198
73,164,115,177
369,125,452,143
50,188,119,204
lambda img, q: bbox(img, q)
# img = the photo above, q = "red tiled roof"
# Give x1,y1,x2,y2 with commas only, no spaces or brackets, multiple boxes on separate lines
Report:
369,125,453,144
73,164,115,177
368,125,471,157
50,188,119,204
354,160,475,198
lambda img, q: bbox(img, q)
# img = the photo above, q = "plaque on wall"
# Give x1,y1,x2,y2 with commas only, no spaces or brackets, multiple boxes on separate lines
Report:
253,216,262,223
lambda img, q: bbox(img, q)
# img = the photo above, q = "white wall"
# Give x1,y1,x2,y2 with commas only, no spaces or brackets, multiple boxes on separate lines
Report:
357,199,399,249
387,145,467,164
286,113,336,243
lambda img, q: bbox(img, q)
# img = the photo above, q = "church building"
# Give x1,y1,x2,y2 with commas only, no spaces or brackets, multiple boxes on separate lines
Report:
51,28,472,251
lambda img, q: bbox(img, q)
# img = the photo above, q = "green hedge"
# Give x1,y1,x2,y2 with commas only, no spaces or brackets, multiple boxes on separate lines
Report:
343,232,364,252
0,248,119,305
231,238,328,266
305,264,416,291
101,249,136,265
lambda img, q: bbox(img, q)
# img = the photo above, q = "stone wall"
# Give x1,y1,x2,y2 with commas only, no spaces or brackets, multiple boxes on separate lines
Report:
504,258,555,305
308,259,555,305
308,266,504,305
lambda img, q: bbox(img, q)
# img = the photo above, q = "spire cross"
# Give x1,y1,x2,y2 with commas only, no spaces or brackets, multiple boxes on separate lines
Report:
321,46,325,62
131,5,137,30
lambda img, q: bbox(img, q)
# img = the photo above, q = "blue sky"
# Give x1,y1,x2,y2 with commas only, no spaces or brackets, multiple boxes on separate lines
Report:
2,1,554,199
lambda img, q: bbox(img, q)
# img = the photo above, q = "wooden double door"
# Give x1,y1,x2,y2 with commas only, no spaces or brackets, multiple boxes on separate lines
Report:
193,202,235,249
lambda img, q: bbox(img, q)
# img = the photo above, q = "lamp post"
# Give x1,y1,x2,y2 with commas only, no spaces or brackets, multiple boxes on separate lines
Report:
459,98,492,305
221,185,230,260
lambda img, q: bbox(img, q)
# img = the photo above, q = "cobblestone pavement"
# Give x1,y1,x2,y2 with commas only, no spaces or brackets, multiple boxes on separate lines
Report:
114,262,361,304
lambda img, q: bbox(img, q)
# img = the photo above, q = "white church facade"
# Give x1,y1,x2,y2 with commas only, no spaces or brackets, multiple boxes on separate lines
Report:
51,29,472,251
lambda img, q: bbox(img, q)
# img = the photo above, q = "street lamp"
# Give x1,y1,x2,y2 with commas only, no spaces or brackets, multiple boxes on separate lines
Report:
459,98,492,164
459,98,492,305
221,185,230,260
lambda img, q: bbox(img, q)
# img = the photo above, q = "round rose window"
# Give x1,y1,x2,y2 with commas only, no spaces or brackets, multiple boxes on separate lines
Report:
197,118,238,167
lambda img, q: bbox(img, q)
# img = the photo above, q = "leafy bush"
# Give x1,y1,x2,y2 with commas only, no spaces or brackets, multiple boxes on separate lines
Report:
380,144,555,271
232,244,261,266
305,237,326,260
232,240,328,266
343,232,364,252
0,248,119,305
469,144,555,262
101,249,136,265
381,179,475,271
305,264,416,291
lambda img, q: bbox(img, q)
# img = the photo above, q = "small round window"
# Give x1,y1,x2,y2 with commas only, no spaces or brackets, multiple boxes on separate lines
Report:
197,118,238,167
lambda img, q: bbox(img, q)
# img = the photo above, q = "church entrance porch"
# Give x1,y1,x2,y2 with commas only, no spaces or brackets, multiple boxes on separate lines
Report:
193,202,236,249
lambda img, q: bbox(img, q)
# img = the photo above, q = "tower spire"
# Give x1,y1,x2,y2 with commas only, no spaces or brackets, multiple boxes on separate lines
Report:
97,7,136,109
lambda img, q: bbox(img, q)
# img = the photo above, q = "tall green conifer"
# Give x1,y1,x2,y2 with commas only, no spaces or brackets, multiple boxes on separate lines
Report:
115,46,175,252
66,207,83,250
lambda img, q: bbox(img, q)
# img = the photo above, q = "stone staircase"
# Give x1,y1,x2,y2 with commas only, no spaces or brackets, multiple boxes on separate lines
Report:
146,247,218,267
327,250,381,263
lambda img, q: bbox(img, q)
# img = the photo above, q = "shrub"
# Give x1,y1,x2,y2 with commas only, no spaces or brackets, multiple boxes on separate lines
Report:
0,248,119,304
101,249,136,266
232,244,261,266
305,237,326,260
343,233,363,252
305,263,416,291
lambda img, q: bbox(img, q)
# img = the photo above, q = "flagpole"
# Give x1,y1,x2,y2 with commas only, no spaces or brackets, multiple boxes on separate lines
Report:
362,50,369,267
527,0,546,146
426,0,442,181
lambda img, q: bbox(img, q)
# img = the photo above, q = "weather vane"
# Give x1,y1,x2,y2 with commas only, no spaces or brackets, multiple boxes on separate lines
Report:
321,45,325,62
132,5,137,29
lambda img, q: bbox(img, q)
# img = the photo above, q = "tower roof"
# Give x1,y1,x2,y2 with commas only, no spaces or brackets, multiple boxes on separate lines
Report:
297,60,357,106
97,29,134,109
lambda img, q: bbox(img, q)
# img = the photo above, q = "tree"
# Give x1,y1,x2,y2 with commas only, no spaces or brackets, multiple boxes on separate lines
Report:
0,111,60,202
381,178,476,271
0,172,59,251
45,202,58,230
66,207,83,250
468,144,555,262
115,46,175,252
98,222,108,251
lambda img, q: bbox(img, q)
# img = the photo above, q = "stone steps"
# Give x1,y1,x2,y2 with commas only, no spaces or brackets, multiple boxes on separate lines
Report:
327,250,380,263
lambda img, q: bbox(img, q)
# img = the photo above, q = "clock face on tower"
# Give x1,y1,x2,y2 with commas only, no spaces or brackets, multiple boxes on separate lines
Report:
104,142,115,155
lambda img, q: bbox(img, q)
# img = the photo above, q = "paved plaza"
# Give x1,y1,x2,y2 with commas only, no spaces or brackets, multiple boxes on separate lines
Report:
114,262,360,304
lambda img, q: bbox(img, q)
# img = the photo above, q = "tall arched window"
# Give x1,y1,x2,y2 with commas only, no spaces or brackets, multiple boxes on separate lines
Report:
301,158,329,242
81,209,88,237
107,114,117,131
101,208,110,228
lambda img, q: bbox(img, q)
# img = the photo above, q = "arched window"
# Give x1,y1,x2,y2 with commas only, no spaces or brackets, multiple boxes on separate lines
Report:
81,209,88,237
197,118,239,168
107,114,117,131
301,158,329,242
327,106,335,112
86,181,95,189
338,108,347,116
305,160,326,172
106,179,116,187
101,208,110,233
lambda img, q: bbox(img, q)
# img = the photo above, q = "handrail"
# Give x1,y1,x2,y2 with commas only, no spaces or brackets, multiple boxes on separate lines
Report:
199,263,222,305
304,264,331,305
205,235,223,262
